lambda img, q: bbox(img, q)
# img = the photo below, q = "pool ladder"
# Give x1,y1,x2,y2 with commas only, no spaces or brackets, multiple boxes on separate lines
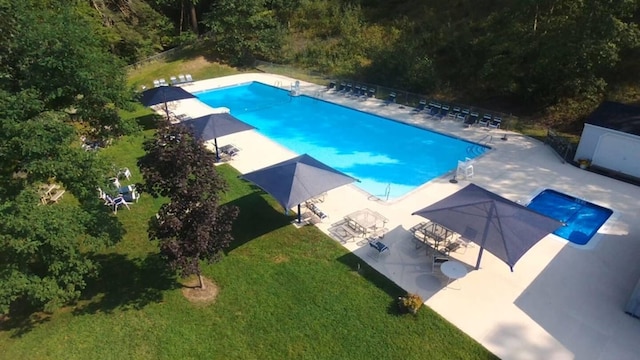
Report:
384,184,391,201
478,134,493,146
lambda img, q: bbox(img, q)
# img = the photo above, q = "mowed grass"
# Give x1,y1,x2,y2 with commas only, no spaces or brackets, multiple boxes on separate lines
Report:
0,114,497,359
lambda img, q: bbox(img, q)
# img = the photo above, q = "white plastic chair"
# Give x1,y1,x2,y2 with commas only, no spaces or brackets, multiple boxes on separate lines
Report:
456,159,474,180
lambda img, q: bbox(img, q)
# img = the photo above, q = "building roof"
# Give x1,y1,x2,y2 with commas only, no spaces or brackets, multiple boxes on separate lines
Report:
585,101,640,137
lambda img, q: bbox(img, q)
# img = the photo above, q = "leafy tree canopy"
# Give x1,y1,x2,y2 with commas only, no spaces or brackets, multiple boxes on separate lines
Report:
0,0,137,137
138,123,238,288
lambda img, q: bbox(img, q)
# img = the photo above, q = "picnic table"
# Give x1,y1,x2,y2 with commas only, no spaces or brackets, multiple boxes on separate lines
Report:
344,208,389,238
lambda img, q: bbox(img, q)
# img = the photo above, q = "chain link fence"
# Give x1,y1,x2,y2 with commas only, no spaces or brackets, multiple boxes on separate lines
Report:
545,129,576,163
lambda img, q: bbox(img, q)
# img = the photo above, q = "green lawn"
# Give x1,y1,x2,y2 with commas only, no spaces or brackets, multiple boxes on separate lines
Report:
0,114,497,359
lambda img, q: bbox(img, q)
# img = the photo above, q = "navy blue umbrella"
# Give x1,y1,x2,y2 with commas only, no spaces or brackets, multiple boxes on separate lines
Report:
181,113,256,161
241,154,358,223
412,184,563,271
139,86,196,117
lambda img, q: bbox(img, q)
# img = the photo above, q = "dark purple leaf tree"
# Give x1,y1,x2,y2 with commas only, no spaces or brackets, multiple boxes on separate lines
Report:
138,122,239,289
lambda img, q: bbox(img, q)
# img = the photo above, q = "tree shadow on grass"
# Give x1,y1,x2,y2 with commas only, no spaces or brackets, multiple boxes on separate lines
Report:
73,252,177,315
336,251,406,316
224,192,294,253
81,201,127,247
136,113,163,131
0,302,52,338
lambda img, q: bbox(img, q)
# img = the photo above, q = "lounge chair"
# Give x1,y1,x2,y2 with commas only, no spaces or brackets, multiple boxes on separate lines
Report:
185,74,193,83
465,112,479,127
429,103,441,116
153,79,161,88
478,114,492,127
344,83,353,95
337,82,346,92
457,108,469,122
178,74,186,83
385,92,396,105
489,116,502,129
307,202,328,220
170,76,178,85
448,106,460,119
413,99,427,113
368,238,390,260
353,84,361,97
327,80,336,91
159,78,168,86
220,144,240,157
440,104,450,118
359,86,368,98
368,87,376,98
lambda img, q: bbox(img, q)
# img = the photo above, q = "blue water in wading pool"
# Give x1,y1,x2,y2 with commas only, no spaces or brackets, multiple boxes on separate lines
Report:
196,82,489,200
526,189,613,245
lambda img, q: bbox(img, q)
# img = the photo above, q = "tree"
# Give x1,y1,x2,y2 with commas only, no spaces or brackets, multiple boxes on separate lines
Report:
1,0,137,138
0,0,131,314
138,123,238,289
0,190,100,313
203,0,287,64
474,0,640,106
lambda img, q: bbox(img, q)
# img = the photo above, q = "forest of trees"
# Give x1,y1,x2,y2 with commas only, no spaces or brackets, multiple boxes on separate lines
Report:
1,0,639,314
89,0,640,126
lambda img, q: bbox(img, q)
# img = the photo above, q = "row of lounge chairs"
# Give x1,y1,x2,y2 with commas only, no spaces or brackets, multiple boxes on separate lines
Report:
153,74,194,88
414,101,502,129
327,81,377,99
326,80,504,128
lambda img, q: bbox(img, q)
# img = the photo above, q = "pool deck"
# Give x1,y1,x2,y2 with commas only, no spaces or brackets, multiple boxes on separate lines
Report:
171,73,640,360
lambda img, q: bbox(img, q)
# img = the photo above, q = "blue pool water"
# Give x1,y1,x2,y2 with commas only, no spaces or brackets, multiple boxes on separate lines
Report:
196,82,488,199
526,189,612,245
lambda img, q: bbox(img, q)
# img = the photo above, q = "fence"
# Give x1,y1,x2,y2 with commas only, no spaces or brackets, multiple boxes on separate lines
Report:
253,60,518,129
545,129,575,163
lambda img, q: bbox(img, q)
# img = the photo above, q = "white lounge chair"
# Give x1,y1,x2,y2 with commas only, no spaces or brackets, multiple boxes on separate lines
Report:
178,74,186,83
185,74,193,83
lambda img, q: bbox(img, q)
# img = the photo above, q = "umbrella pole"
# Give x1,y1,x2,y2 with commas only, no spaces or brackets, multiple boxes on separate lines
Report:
297,204,302,223
214,138,220,162
475,202,496,270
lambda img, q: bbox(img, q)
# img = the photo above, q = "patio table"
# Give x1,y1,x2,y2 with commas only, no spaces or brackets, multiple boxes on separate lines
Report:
440,260,468,288
344,209,389,237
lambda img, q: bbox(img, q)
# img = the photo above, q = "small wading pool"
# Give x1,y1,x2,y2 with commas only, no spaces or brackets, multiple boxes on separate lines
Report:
526,189,613,245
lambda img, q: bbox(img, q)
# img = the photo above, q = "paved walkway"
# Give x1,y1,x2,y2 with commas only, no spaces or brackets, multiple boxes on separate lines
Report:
169,73,640,360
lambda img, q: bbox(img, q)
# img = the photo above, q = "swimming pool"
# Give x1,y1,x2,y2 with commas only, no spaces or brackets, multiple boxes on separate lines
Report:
196,82,488,199
526,189,613,245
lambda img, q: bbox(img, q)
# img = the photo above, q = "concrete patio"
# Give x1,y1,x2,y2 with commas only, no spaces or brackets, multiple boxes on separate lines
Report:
171,73,640,360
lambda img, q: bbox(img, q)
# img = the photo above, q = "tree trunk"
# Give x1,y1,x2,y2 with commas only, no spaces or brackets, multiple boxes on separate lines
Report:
179,0,185,34
189,1,198,34
197,272,206,289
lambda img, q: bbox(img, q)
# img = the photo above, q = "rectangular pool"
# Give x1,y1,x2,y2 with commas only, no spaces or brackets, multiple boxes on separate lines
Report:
526,189,613,245
196,82,489,199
